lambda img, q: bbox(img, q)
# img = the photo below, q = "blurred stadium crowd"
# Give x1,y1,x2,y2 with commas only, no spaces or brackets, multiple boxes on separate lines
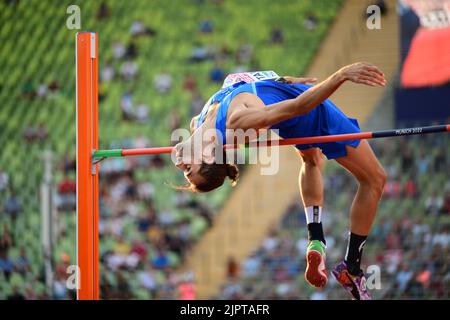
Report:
216,134,449,300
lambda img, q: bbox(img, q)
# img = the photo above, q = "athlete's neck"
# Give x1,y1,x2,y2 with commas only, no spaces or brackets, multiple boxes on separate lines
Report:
199,103,218,131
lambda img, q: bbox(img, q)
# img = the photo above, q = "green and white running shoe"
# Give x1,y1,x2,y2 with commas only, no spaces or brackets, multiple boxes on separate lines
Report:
305,240,327,288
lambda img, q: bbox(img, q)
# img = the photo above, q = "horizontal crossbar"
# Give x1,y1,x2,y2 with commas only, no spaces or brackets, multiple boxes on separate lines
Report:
93,124,450,159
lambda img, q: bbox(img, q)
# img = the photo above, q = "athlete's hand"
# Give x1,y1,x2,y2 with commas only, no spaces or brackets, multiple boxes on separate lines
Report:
283,76,318,85
339,62,386,87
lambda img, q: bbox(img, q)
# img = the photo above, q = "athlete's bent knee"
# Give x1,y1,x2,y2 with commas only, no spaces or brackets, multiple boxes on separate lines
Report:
360,166,387,197
300,149,324,167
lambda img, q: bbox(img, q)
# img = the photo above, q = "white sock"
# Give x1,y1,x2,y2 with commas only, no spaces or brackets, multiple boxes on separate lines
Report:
304,206,322,224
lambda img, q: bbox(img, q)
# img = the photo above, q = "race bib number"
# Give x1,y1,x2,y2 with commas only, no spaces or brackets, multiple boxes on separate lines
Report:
222,70,280,88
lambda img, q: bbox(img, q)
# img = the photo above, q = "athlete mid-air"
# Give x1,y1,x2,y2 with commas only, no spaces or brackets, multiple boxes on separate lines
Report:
174,62,387,300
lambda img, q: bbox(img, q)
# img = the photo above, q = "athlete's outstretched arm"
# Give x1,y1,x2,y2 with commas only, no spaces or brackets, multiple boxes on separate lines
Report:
228,62,386,131
282,76,317,84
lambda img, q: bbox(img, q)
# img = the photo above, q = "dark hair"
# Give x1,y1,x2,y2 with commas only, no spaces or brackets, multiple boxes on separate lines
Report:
174,162,239,193
194,162,239,192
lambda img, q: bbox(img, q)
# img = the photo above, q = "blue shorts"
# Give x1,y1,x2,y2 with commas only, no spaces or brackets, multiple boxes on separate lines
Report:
256,81,361,159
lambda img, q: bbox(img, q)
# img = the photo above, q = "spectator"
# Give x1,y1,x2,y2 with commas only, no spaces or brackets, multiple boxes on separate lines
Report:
116,271,132,299
58,174,76,194
24,123,48,143
432,229,450,248
183,73,197,92
401,145,414,171
138,267,157,293
154,71,173,94
236,43,253,64
36,123,48,142
135,102,150,123
120,91,135,121
425,191,444,215
0,249,14,279
15,247,31,275
134,135,151,149
396,264,413,292
101,60,115,82
96,1,110,20
209,64,226,83
24,285,38,300
0,168,9,192
131,239,147,259
48,79,60,93
310,290,328,300
178,278,196,300
5,0,20,5
404,272,424,299
443,192,450,214
113,236,131,255
57,174,76,211
152,249,169,270
4,191,22,223
242,254,261,277
112,42,126,60
61,154,76,173
130,21,156,38
137,209,156,233
262,229,280,252
433,149,446,173
53,273,68,300
269,27,284,44
7,286,25,300
403,178,417,198
226,256,239,280
119,60,138,81
190,44,210,62
36,83,48,98
190,90,205,116
384,179,401,198
304,12,318,30
199,19,213,33
125,41,138,60
0,225,13,251
416,150,431,174
216,44,232,61
21,78,35,99
23,125,37,143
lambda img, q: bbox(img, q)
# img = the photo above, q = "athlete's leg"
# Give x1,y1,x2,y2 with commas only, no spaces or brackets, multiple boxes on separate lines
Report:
334,140,387,236
331,140,386,300
298,148,327,288
298,147,324,207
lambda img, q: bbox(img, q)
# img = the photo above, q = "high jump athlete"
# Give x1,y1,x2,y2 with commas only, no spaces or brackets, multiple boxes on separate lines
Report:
174,62,388,300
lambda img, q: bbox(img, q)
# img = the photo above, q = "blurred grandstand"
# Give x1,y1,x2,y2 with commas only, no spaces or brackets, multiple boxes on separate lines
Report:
215,134,449,300
0,0,448,300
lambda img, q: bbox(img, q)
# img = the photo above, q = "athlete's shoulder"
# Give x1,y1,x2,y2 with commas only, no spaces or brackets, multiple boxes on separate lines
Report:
189,116,198,133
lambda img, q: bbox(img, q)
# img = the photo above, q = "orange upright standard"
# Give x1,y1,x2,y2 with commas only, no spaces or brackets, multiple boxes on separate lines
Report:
76,32,99,300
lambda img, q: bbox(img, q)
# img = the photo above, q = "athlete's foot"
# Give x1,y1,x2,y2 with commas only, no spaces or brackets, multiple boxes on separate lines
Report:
304,240,327,288
331,261,371,300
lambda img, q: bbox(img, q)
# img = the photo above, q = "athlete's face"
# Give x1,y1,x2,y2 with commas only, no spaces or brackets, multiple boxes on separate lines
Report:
174,153,205,187
174,139,209,187
175,139,199,172
174,125,220,188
